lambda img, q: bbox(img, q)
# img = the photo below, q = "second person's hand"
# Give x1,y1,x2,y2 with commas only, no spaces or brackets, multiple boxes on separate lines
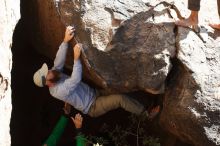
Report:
71,113,83,129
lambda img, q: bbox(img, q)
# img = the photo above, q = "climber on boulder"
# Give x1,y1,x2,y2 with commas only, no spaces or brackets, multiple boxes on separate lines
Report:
33,26,160,118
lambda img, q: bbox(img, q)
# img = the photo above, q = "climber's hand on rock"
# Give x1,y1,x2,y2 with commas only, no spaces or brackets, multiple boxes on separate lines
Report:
64,26,75,43
73,43,82,61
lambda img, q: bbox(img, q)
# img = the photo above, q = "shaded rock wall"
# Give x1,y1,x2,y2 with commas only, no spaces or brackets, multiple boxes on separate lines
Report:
0,0,20,145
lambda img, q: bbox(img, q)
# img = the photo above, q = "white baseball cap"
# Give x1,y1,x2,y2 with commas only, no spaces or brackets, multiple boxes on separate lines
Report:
33,63,48,87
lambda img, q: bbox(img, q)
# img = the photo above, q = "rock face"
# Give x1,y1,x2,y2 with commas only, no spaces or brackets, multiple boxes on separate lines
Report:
81,3,176,94
27,0,220,145
32,0,176,94
0,0,20,145
160,27,220,146
158,1,220,146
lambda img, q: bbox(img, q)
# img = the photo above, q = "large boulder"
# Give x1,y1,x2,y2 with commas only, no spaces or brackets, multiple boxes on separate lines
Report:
0,0,20,145
32,0,176,94
158,1,220,146
160,27,220,146
81,3,176,94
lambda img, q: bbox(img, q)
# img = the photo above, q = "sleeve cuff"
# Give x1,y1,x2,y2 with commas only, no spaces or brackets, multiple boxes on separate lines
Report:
74,59,81,65
61,42,68,48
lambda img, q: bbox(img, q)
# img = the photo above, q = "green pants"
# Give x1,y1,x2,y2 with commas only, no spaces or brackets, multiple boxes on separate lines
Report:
88,94,145,117
43,116,86,146
43,116,68,146
188,0,220,17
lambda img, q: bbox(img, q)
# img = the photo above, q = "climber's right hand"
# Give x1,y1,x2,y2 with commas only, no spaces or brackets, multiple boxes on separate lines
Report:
63,26,75,43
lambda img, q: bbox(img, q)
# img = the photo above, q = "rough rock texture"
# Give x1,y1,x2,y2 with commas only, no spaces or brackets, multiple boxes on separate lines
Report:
160,27,220,146
28,0,220,145
0,0,20,145
32,0,176,94
158,1,220,146
82,3,176,94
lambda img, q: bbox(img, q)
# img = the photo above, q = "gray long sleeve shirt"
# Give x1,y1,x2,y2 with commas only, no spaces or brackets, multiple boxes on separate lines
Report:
49,42,96,114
